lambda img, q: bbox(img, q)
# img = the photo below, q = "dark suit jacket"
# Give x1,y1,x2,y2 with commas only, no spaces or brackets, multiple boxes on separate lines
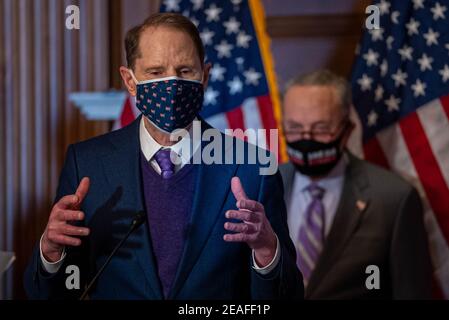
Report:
24,116,303,300
280,153,432,299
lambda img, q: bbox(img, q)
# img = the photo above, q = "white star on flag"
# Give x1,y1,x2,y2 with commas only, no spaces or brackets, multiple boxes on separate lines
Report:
210,64,226,81
412,0,425,10
386,36,394,50
384,94,401,112
200,29,215,46
411,79,427,97
391,11,400,24
370,28,384,42
431,2,447,20
378,0,390,15
406,18,420,36
227,76,243,94
215,40,233,58
417,53,433,71
191,0,204,11
363,49,379,66
235,57,244,70
204,87,220,105
236,32,252,48
223,17,240,34
375,85,384,102
380,59,388,77
358,74,373,91
164,0,181,11
392,69,408,87
398,45,413,61
367,110,378,127
423,28,439,46
205,4,222,22
439,65,449,82
243,68,262,86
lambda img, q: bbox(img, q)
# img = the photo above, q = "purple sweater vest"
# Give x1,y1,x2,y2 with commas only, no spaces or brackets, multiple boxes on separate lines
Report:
140,153,198,298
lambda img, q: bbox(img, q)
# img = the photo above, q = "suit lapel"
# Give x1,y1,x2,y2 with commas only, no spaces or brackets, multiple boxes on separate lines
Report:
101,116,163,299
306,154,370,297
169,121,238,299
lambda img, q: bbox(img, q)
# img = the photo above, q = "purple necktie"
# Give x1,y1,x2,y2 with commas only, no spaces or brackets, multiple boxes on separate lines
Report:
153,149,175,179
297,183,325,287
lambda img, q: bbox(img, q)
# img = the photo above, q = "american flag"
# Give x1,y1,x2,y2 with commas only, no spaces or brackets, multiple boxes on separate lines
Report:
352,0,449,298
117,0,286,158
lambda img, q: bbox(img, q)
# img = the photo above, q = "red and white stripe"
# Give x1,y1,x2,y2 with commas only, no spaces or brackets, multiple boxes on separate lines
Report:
362,96,449,298
113,96,140,130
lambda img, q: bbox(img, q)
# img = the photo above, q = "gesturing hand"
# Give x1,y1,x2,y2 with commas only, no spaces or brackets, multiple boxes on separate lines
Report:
224,177,277,267
41,177,91,262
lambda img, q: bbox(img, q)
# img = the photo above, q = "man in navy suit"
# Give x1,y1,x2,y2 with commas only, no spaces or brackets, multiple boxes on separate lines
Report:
24,13,303,299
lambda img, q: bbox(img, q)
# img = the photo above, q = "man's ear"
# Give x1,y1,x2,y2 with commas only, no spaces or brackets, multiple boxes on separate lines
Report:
202,62,212,88
119,66,137,96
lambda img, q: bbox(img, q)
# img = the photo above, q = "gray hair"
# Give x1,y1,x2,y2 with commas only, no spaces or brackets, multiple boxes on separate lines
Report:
283,69,352,119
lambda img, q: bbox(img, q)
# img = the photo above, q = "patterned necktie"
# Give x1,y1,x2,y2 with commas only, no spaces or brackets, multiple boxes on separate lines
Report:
153,149,175,179
297,183,325,286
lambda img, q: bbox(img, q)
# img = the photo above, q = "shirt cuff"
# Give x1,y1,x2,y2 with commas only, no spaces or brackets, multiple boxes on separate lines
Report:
252,233,281,275
39,234,66,274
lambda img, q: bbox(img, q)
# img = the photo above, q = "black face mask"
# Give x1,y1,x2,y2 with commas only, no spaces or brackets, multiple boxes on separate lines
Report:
287,128,347,177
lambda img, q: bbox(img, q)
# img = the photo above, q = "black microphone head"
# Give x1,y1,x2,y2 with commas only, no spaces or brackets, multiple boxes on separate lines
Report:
131,211,146,230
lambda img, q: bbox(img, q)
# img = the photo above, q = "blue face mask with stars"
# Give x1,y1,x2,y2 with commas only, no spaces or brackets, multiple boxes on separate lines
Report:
130,71,204,133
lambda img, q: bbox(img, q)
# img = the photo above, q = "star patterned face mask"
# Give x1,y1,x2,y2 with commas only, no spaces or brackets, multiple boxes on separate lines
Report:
129,70,204,133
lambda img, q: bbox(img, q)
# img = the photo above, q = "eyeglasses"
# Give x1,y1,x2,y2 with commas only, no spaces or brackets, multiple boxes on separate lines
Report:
284,120,349,140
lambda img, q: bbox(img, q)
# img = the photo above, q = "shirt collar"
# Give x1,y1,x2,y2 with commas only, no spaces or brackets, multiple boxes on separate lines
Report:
139,117,201,164
294,153,348,194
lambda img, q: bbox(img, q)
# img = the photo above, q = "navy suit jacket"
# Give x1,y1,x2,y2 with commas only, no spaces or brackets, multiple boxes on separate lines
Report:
24,117,304,300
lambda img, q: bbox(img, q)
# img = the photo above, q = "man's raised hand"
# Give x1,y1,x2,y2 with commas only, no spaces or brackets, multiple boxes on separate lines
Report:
224,176,277,268
41,177,91,262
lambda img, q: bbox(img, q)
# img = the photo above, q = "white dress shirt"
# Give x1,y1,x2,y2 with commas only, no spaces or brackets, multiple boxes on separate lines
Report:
41,117,279,275
140,117,202,172
287,155,348,251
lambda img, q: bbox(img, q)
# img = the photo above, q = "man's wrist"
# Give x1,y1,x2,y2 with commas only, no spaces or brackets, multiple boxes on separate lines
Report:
252,233,280,275
41,235,63,262
40,234,66,274
254,234,277,267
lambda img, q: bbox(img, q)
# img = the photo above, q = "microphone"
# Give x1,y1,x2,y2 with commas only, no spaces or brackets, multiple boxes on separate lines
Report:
79,211,146,300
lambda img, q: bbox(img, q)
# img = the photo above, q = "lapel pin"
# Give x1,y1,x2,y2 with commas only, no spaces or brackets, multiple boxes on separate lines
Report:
356,200,367,212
